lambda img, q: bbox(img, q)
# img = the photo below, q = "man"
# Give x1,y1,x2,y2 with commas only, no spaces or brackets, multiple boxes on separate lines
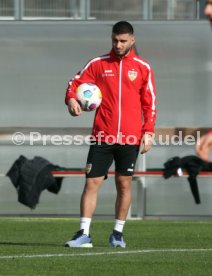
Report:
196,0,212,160
65,21,156,248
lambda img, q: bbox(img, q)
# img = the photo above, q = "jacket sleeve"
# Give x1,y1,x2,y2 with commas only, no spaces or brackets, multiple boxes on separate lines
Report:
141,66,156,135
65,60,97,105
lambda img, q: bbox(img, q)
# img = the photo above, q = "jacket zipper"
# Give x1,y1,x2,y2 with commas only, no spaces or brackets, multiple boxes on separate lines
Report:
117,58,123,143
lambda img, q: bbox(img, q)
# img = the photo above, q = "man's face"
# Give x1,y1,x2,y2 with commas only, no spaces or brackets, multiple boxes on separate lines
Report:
205,0,212,26
111,33,135,56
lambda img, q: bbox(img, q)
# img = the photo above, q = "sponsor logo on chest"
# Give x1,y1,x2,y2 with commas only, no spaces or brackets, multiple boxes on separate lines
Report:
102,69,115,77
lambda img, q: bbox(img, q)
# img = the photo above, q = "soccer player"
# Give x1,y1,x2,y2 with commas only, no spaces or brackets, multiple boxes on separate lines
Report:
196,0,212,160
65,21,156,248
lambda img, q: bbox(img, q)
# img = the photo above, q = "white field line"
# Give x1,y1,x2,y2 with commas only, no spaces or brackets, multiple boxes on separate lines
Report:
0,248,212,260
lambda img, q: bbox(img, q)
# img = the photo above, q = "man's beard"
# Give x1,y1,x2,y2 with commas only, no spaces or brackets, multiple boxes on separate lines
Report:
114,46,132,56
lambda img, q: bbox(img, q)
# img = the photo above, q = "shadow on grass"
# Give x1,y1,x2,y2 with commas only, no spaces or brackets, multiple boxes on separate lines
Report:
0,241,62,247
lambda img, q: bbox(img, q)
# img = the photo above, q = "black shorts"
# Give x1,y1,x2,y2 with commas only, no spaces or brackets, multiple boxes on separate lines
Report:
85,142,139,178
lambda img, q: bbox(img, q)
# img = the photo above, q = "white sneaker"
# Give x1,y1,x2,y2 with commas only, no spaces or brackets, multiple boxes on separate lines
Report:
65,229,93,248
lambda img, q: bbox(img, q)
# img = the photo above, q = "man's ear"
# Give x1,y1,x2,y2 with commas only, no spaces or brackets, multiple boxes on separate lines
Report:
131,35,136,45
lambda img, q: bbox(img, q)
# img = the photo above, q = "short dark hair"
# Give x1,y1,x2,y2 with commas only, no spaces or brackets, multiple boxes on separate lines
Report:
112,21,134,35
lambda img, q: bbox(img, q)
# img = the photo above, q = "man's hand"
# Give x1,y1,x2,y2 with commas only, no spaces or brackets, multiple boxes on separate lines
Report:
140,133,154,154
67,98,82,116
196,133,212,161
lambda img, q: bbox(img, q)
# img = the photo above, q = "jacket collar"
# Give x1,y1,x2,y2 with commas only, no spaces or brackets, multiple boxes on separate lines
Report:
110,48,136,61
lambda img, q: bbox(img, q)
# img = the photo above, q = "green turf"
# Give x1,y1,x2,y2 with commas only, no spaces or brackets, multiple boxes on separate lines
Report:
0,218,212,275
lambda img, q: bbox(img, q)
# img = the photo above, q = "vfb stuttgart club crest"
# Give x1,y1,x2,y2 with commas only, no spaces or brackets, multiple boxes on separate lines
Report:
128,70,138,81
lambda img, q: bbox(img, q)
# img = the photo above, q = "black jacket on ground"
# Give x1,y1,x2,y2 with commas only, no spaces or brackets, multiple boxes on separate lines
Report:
6,155,64,209
163,155,212,204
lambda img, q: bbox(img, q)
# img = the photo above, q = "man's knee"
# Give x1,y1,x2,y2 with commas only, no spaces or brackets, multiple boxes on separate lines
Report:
115,174,132,192
84,176,105,192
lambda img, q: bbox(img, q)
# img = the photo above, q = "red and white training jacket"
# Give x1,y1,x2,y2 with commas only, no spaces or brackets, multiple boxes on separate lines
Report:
65,48,156,145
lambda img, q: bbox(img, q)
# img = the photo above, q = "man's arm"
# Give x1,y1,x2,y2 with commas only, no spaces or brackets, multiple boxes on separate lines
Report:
65,60,96,116
140,66,156,154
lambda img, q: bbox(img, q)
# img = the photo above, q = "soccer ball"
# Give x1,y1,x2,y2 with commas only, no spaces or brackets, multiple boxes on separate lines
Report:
76,83,102,111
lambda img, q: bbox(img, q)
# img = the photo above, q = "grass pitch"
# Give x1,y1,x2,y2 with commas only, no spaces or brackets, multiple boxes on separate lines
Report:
0,217,212,276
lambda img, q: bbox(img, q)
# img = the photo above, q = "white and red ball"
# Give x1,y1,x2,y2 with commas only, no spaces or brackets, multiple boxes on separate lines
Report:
76,83,102,111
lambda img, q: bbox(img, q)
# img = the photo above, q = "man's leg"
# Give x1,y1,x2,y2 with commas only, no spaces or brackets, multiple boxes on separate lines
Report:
80,176,104,233
109,144,139,248
108,173,132,248
65,143,113,248
65,177,104,248
115,173,132,221
81,176,105,217
80,143,113,234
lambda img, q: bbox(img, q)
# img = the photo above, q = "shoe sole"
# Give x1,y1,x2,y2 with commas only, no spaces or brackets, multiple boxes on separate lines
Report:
80,243,93,248
65,243,93,248
110,244,126,248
